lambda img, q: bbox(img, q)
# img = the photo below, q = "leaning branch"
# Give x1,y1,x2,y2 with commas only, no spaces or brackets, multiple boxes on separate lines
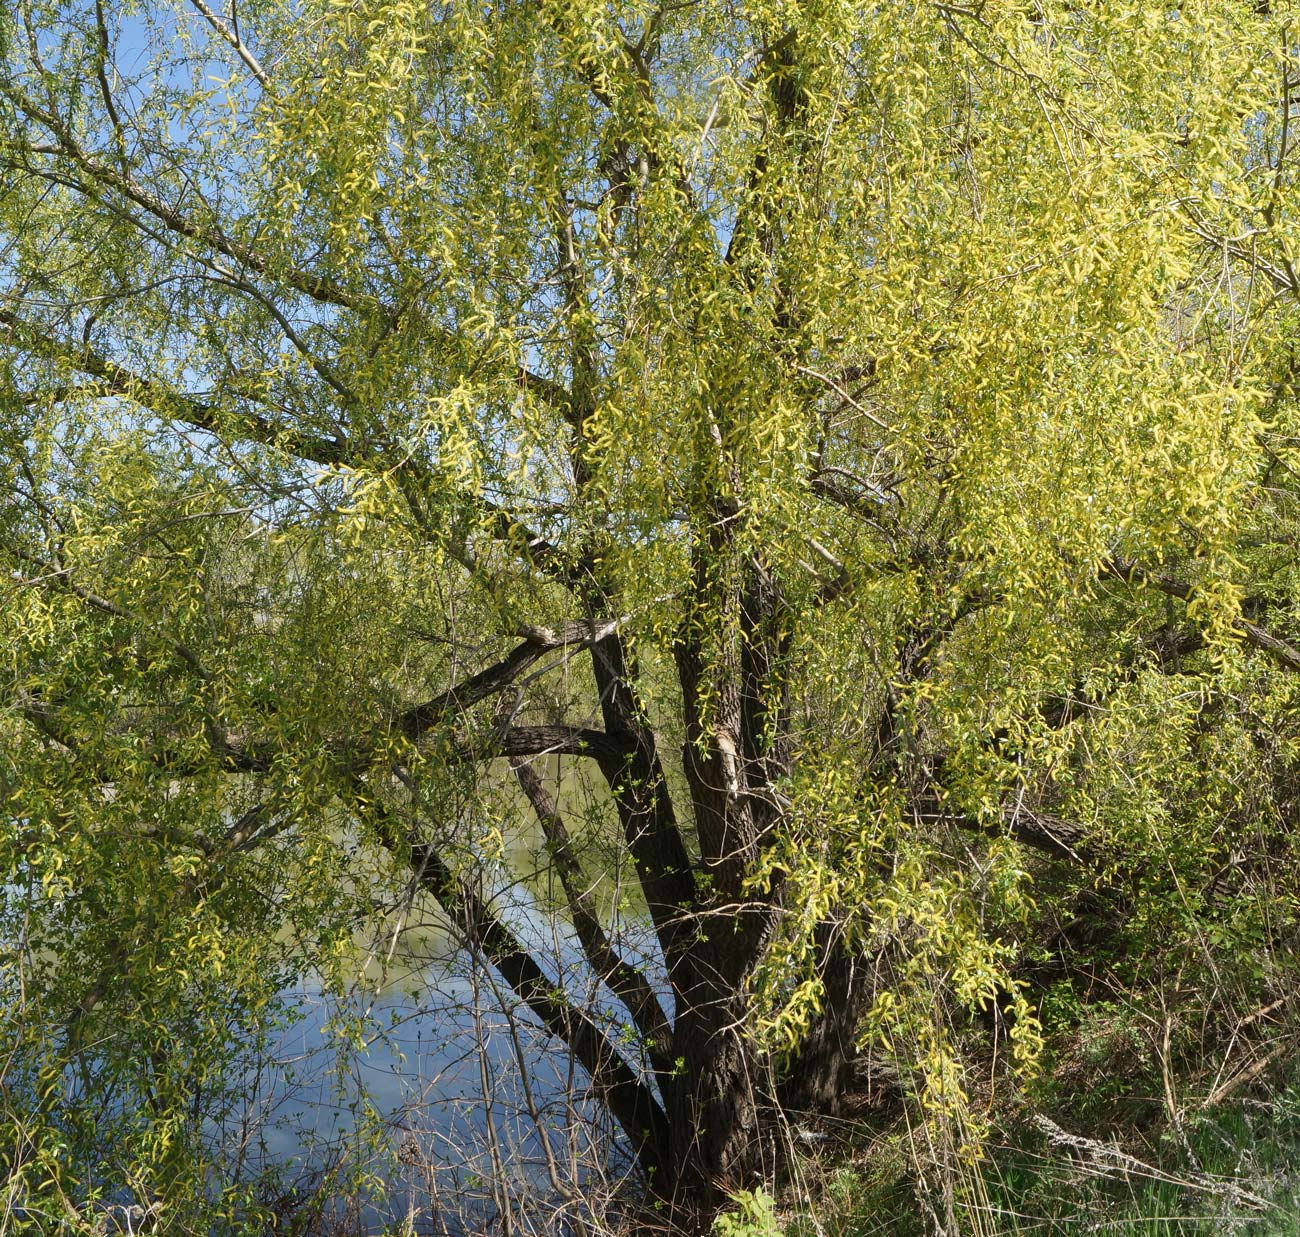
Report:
187,0,272,91
0,79,366,313
1104,557,1300,674
0,310,353,467
510,757,674,1073
586,629,697,980
9,552,625,776
400,619,620,742
359,788,671,1174
2,311,588,595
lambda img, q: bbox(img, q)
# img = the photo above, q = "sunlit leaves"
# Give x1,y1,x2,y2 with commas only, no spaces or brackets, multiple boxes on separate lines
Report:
7,0,1300,1222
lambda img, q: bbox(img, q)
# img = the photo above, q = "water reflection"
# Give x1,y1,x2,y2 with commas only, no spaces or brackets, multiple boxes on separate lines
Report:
238,885,663,1234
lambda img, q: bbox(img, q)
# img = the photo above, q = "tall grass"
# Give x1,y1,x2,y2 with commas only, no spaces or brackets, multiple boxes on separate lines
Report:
773,1068,1300,1236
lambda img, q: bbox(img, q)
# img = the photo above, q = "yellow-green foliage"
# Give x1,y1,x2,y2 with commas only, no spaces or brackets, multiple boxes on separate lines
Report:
4,0,1300,1225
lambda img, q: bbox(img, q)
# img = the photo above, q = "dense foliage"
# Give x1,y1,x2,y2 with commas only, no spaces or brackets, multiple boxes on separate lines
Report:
5,0,1300,1231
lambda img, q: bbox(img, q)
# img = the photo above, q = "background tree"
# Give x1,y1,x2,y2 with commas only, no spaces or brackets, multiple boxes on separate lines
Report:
4,0,1300,1231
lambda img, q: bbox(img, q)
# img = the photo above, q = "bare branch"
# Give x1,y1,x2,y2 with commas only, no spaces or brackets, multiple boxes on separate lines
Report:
187,0,272,91
796,364,897,434
511,757,674,1071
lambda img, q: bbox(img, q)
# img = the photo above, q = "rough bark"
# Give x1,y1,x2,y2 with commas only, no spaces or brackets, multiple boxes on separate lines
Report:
777,934,869,1119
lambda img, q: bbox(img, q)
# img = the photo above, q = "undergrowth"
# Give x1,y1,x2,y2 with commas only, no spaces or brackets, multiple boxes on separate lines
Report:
762,1064,1300,1236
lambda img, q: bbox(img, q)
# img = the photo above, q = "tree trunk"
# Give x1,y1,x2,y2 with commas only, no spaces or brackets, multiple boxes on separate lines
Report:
646,981,766,1233
646,938,868,1232
777,935,868,1118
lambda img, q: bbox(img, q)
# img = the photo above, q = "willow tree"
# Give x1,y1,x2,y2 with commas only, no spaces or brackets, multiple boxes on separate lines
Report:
5,0,1300,1230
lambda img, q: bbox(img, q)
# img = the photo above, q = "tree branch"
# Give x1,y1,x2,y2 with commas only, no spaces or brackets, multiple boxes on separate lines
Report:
400,619,620,742
1,311,588,594
940,801,1093,864
510,757,674,1072
0,80,368,314
0,309,353,466
1105,557,1300,674
187,0,272,90
360,787,671,1174
587,630,697,981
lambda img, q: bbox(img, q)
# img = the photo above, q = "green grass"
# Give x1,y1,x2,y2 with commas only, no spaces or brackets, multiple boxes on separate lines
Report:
780,1072,1300,1235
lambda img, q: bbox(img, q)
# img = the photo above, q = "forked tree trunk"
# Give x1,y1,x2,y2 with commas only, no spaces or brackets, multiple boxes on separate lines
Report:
646,951,867,1232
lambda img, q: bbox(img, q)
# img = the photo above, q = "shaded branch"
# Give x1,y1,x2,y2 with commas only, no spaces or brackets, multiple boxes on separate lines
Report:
360,787,671,1174
1105,557,1300,674
399,619,620,742
587,630,697,981
510,757,674,1072
937,801,1094,865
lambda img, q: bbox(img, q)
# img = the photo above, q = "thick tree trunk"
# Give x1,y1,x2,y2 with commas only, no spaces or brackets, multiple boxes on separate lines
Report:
777,936,868,1118
647,940,868,1232
637,548,795,1231
664,1036,762,1228
646,985,766,1233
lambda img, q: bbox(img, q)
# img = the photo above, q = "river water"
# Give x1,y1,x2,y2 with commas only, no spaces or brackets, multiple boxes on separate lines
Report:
4,774,662,1233
233,887,664,1235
